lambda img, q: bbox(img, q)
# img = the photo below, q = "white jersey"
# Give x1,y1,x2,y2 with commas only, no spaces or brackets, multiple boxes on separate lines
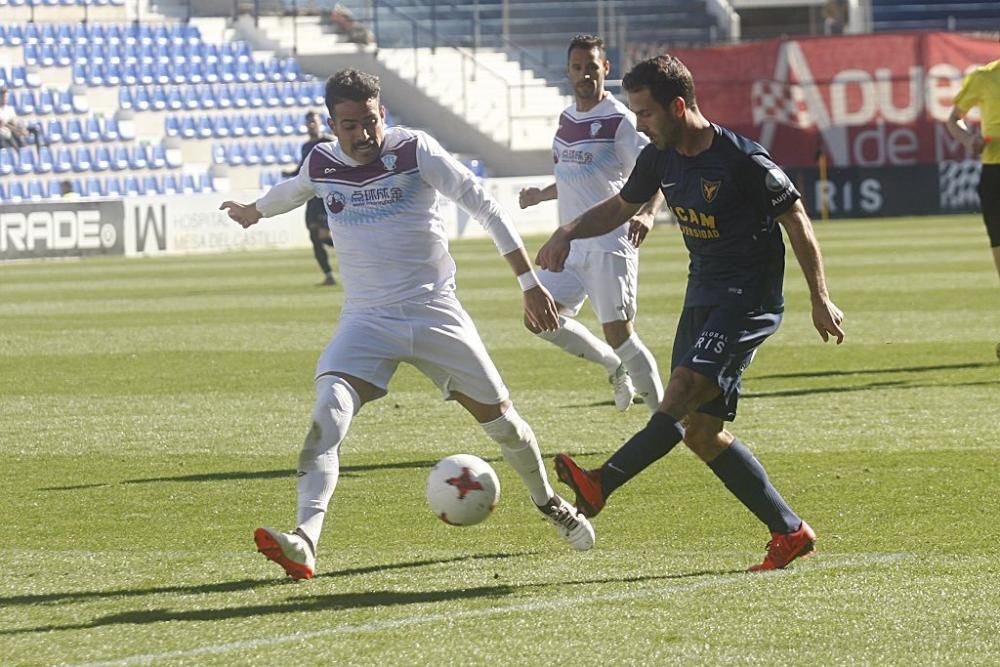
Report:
553,94,647,255
256,126,522,308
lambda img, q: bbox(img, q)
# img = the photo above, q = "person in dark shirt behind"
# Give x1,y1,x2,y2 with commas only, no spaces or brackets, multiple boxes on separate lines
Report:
536,54,845,572
285,111,337,286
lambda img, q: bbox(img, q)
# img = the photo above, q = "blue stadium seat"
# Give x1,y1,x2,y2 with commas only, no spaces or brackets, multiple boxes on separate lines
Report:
279,113,297,136
15,90,37,116
46,119,65,144
27,180,46,201
82,117,102,143
151,86,168,111
53,147,73,173
148,144,167,169
73,146,92,171
198,173,213,192
181,173,197,193
161,173,180,194
15,147,36,175
165,115,180,137
262,114,280,136
105,176,123,198
196,116,213,139
244,142,262,166
214,85,233,109
0,148,16,177
8,181,26,202
111,145,130,171
64,118,83,143
123,175,143,196
246,114,263,137
85,176,102,197
47,178,62,198
37,89,55,115
92,145,111,171
247,84,265,108
101,117,121,142
164,144,182,169
143,174,162,195
262,83,280,107
277,141,297,165
35,146,54,173
227,143,245,166
129,144,148,170
179,116,197,139
260,142,279,165
53,89,73,115
228,114,247,138
0,181,7,202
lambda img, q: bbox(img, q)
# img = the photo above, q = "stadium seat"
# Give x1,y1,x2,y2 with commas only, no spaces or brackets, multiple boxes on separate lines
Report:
0,181,7,202
278,113,297,136
26,180,45,201
229,114,247,138
101,117,121,142
244,142,262,166
53,89,73,115
151,86,168,111
196,116,213,139
211,115,230,138
15,147,36,175
8,181,26,202
105,176,123,198
53,147,73,173
164,143,182,169
92,145,111,171
15,90,37,116
128,144,148,170
181,173,197,193
247,84,265,108
73,146,92,171
262,114,280,136
148,144,167,169
64,118,83,143
246,114,263,137
143,174,162,195
134,86,151,111
83,117,102,143
84,176,101,197
0,148,15,177
198,173,213,192
277,141,297,165
227,142,245,166
123,175,143,195
214,85,233,109
179,116,197,139
47,178,62,198
260,142,279,165
35,146,54,173
111,145,130,171
211,143,227,164
46,118,64,143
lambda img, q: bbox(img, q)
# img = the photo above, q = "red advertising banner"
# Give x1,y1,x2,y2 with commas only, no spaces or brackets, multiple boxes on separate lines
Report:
631,32,998,168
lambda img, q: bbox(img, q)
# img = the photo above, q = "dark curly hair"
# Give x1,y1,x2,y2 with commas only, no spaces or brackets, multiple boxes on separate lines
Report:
325,68,381,116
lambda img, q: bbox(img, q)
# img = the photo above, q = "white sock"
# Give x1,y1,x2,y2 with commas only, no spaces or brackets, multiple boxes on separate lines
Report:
537,316,621,373
296,375,359,549
481,406,553,506
615,333,664,411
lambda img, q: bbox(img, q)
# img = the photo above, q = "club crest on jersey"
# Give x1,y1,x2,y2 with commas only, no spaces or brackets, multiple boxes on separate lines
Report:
589,121,603,137
701,178,721,203
325,191,346,214
380,154,398,171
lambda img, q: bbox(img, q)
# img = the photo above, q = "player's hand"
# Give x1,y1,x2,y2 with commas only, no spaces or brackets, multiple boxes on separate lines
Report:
220,201,263,229
969,134,987,155
518,187,543,209
535,227,571,272
627,215,654,248
523,284,559,332
812,296,845,344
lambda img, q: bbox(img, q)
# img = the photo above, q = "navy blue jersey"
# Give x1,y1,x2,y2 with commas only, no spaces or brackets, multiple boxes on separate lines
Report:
290,135,334,225
620,124,799,310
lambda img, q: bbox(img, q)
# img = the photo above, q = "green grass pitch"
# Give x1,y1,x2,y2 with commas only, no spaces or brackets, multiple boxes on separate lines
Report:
1,214,998,665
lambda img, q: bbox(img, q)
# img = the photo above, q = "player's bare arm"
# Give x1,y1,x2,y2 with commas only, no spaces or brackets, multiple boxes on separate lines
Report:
220,201,264,228
627,189,666,248
536,193,642,271
518,183,558,209
777,200,845,344
945,106,986,155
504,247,560,332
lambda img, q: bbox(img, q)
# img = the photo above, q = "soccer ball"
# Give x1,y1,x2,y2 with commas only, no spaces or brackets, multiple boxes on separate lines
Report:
426,454,500,526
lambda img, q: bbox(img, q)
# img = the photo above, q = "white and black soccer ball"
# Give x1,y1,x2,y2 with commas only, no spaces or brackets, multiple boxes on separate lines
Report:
426,454,500,526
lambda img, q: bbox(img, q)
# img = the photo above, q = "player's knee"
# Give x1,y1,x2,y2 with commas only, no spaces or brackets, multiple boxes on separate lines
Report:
482,405,534,448
302,375,358,458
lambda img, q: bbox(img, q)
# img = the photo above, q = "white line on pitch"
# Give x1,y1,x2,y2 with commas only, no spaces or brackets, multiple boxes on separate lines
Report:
71,553,909,667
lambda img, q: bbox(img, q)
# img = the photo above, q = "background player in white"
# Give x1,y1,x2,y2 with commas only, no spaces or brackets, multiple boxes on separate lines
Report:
221,69,595,580
519,35,665,412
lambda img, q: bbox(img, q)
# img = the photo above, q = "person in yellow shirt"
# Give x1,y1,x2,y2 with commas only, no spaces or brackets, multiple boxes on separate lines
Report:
946,42,1000,359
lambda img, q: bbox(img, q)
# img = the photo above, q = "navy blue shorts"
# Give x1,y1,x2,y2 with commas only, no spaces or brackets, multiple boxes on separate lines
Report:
979,164,1000,247
671,304,783,421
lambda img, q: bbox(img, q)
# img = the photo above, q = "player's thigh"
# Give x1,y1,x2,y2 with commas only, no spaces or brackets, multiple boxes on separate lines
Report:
671,305,782,421
407,294,510,405
579,251,638,324
538,252,587,317
314,309,405,398
978,164,1000,247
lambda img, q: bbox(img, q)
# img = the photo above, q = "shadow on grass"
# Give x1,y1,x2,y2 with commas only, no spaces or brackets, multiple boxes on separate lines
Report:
752,361,998,381
1,564,740,636
744,378,999,399
40,457,504,491
0,551,531,608
0,585,516,635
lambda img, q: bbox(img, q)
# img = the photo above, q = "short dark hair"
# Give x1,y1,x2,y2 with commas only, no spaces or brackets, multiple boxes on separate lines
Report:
567,34,605,60
305,110,320,122
622,55,697,110
325,69,381,115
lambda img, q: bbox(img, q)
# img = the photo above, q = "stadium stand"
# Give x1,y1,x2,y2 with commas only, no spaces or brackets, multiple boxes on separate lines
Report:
870,0,1000,32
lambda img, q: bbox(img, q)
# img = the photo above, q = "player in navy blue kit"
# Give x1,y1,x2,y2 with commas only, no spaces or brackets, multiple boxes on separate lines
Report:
285,111,337,286
536,55,845,571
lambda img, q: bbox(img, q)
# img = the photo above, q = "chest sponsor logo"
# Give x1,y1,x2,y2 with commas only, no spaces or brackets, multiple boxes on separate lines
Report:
350,187,405,207
558,148,593,165
701,178,721,203
326,191,346,214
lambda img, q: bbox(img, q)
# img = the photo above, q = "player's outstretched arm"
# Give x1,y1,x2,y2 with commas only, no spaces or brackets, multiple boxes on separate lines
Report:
518,183,557,209
219,200,263,228
536,193,641,271
503,247,559,332
777,200,845,344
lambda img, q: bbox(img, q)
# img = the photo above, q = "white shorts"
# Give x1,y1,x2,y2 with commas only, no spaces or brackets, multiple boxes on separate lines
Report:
315,292,509,404
538,248,638,324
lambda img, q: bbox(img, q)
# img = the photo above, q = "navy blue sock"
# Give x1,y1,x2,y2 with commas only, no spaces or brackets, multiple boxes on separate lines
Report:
600,412,684,496
707,439,800,533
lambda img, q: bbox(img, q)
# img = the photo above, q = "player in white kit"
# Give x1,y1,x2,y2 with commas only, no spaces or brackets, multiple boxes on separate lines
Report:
221,69,595,580
520,35,664,412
